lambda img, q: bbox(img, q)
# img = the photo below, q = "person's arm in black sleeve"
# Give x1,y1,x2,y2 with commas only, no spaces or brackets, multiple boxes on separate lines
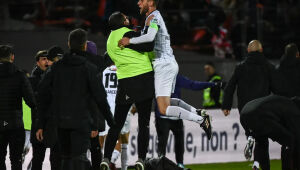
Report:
123,31,154,52
89,99,100,131
21,72,36,109
86,63,115,127
222,66,239,110
210,78,222,106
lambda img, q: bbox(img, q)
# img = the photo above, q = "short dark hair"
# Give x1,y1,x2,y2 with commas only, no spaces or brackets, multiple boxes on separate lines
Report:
151,0,159,7
285,43,299,57
205,61,215,68
68,28,87,50
0,45,14,59
35,50,48,61
108,12,125,30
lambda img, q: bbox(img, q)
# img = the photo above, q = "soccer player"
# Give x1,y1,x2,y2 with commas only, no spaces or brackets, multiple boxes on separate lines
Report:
118,0,212,139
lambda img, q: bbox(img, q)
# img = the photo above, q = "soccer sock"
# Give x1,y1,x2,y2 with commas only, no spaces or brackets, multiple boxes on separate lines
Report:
121,144,128,170
166,106,203,124
253,161,260,169
111,149,120,164
170,98,197,113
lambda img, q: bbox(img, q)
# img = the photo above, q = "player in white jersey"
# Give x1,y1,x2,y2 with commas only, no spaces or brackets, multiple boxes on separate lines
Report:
118,0,212,147
100,65,133,170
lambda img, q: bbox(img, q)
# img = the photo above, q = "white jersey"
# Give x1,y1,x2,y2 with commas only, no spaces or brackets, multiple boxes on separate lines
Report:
102,65,118,114
100,65,132,136
142,10,175,59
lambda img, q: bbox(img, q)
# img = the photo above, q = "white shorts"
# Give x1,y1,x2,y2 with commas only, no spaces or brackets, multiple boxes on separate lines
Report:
99,112,131,136
153,58,179,97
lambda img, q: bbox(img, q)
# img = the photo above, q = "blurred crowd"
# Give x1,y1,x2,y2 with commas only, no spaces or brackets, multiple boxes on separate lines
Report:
1,0,300,59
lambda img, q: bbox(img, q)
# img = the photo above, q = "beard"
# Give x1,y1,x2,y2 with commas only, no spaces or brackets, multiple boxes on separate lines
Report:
140,5,149,16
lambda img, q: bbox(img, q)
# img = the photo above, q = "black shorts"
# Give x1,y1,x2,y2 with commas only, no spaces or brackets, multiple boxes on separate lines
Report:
116,71,154,105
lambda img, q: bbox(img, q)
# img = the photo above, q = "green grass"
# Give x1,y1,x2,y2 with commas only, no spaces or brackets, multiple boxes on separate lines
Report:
185,160,281,170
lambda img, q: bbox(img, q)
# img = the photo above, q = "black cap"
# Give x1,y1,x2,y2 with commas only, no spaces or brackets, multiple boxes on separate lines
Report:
47,46,64,61
35,50,48,61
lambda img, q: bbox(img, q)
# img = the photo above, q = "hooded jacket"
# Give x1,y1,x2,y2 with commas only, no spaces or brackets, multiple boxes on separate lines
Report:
222,51,276,112
37,51,114,129
0,62,36,130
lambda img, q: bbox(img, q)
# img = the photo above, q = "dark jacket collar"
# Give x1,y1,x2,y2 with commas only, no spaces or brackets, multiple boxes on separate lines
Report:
0,62,18,77
62,50,88,66
245,51,267,65
31,66,44,77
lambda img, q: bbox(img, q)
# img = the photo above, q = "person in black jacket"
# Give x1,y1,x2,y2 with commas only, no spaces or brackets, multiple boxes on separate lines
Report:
0,45,36,170
222,40,276,170
36,28,115,170
275,43,300,97
240,95,300,170
28,50,61,170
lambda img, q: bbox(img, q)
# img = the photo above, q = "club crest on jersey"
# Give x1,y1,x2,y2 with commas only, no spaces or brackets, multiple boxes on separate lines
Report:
151,18,158,24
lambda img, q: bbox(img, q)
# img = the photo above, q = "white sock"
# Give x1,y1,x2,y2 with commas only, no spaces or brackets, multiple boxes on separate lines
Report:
170,98,197,113
121,144,128,170
166,106,203,124
111,149,120,164
253,161,260,169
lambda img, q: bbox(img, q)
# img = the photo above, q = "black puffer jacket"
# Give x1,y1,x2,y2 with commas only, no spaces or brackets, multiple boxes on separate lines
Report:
222,52,276,112
275,54,300,97
0,62,36,130
37,52,114,130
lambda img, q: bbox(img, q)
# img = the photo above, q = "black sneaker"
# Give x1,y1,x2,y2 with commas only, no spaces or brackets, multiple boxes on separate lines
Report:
197,109,212,140
135,158,145,170
244,136,255,160
100,158,110,170
252,165,259,170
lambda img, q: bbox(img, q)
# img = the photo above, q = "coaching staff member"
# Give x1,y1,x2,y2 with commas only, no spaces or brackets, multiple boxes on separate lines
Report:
0,45,36,170
222,40,277,170
36,28,114,170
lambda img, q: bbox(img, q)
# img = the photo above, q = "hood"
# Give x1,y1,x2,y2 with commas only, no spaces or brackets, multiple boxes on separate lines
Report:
62,50,88,66
0,62,19,78
279,54,298,68
245,51,268,65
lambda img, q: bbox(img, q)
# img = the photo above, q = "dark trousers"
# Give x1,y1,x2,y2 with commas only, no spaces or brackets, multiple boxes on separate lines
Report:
58,127,91,170
253,137,269,170
90,136,102,170
104,98,153,160
31,142,60,170
242,111,297,170
0,128,25,170
155,117,184,164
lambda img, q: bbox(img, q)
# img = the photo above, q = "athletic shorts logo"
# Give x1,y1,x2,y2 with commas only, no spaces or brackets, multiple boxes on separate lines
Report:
125,95,130,100
3,121,8,127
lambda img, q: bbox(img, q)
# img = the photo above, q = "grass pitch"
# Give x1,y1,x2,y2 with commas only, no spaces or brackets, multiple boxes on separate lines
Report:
185,160,281,170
